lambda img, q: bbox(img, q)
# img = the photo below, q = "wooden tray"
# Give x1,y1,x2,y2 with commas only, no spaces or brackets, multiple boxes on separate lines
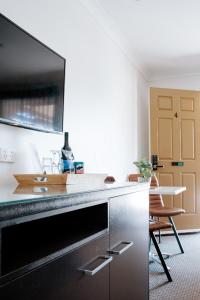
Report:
14,174,67,186
14,185,67,195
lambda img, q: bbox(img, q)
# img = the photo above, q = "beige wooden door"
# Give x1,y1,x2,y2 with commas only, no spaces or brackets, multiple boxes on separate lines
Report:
150,87,200,230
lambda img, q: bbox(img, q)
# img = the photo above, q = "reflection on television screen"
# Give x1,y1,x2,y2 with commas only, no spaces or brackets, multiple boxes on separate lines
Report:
0,13,65,133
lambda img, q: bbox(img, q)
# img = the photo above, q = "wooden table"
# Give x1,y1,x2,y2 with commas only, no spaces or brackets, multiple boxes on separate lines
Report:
149,186,186,195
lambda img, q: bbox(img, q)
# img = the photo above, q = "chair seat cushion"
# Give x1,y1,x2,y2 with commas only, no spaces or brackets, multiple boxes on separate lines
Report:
149,221,172,232
150,206,185,217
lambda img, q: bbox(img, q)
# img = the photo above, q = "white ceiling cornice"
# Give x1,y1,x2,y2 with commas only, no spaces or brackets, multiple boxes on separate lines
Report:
148,72,200,83
79,0,149,81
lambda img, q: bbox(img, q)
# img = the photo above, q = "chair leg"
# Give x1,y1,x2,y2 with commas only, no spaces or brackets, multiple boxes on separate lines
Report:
150,232,172,282
158,229,161,243
168,216,184,254
158,217,161,244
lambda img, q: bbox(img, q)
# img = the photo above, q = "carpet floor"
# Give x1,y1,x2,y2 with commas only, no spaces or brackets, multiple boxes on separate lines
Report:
149,233,200,300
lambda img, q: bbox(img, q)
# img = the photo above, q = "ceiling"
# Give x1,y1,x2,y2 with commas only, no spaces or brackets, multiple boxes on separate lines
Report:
96,0,200,81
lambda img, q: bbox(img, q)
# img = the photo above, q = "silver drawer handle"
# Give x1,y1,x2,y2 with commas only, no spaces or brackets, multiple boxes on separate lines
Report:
80,255,112,276
108,241,134,255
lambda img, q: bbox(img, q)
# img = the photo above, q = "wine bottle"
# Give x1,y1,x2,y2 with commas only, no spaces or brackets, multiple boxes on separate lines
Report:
61,132,74,173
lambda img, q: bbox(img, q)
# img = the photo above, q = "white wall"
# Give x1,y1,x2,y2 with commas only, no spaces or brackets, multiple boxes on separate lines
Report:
0,0,149,185
137,73,149,158
149,74,200,91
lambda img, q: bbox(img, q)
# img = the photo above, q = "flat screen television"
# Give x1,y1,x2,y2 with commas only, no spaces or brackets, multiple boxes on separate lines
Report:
0,13,65,133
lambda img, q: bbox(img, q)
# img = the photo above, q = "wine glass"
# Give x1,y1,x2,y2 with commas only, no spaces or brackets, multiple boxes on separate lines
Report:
50,150,61,174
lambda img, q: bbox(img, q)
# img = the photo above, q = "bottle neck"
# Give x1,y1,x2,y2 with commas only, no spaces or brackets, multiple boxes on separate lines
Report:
61,131,74,162
63,132,69,148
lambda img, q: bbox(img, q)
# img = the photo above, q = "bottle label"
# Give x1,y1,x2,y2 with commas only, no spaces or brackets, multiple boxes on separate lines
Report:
62,149,74,161
62,160,75,173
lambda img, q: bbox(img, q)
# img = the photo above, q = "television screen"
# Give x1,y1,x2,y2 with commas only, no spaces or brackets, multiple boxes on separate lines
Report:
0,14,65,133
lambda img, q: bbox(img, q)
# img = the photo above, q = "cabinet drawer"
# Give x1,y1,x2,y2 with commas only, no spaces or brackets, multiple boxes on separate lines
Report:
0,234,110,300
0,201,108,284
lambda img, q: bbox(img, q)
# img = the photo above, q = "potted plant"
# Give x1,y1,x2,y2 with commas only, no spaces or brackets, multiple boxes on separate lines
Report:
133,158,153,182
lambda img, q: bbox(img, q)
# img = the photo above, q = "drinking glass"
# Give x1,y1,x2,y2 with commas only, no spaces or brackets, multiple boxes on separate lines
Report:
42,157,53,174
50,150,61,174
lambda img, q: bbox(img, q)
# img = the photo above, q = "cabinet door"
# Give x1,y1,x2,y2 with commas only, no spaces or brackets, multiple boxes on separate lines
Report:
1,235,110,300
109,191,149,300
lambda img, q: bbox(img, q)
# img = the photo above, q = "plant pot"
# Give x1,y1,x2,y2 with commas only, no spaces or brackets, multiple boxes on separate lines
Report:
138,176,151,183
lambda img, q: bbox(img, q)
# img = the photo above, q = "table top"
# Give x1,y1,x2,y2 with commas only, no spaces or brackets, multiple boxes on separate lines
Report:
149,186,186,195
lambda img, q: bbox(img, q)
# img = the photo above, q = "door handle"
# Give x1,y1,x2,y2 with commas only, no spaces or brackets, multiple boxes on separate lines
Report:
151,155,164,170
152,164,164,170
80,255,112,276
108,241,134,255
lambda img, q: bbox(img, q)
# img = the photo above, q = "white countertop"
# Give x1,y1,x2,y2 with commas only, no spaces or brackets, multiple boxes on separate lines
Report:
149,186,186,195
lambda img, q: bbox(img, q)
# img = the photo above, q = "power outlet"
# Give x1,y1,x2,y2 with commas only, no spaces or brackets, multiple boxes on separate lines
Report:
0,147,16,163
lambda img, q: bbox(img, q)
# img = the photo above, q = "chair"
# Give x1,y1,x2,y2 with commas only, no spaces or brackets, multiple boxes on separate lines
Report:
128,174,185,254
149,220,172,282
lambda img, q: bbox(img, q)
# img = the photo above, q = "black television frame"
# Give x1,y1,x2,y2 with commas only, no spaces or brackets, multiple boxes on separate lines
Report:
0,13,66,134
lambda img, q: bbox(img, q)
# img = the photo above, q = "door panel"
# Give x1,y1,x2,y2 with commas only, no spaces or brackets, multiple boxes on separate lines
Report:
158,118,173,159
181,119,195,159
158,95,173,111
150,87,200,229
182,173,195,213
180,97,194,112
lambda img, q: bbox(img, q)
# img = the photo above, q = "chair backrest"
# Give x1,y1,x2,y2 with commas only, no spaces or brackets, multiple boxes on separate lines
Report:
128,174,140,182
128,173,164,208
149,175,164,208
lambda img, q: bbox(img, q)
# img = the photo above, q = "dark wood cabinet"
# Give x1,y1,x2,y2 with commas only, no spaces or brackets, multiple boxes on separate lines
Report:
1,235,110,300
0,186,149,300
109,192,149,300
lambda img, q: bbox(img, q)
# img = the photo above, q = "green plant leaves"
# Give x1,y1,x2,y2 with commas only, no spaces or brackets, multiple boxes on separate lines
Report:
133,158,152,179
